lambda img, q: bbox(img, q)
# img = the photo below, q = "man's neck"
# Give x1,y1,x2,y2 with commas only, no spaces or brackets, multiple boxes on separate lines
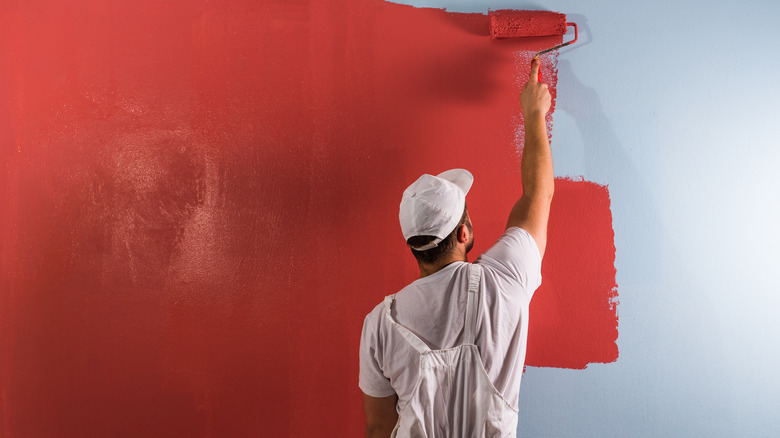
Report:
418,252,468,278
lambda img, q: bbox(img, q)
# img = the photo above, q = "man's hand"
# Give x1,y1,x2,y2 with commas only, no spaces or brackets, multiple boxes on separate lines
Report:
520,59,552,120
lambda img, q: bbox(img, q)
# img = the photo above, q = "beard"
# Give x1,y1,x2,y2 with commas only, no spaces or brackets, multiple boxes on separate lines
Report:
464,217,474,253
465,235,474,254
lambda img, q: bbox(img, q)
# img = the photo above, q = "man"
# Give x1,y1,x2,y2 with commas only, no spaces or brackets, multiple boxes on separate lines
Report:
359,59,553,437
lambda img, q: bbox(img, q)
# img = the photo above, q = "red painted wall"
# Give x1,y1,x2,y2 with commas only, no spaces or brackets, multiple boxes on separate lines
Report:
1,1,616,436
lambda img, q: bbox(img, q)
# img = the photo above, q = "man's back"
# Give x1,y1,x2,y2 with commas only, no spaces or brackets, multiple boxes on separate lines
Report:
360,227,542,424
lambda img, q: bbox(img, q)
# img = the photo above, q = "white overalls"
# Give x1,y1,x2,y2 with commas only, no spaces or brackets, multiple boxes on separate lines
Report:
384,264,519,437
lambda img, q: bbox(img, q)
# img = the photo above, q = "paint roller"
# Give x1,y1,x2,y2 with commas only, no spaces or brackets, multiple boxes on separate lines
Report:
488,10,578,82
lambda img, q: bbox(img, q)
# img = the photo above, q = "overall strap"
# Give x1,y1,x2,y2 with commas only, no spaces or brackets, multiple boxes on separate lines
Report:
463,263,483,345
384,295,431,354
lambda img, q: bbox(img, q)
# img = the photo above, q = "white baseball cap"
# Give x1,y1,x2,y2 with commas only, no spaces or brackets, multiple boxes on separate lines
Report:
399,169,473,251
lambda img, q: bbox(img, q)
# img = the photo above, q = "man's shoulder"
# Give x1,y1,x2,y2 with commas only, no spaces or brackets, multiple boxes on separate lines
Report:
364,297,389,325
364,275,427,320
496,226,539,250
475,226,542,293
477,226,540,262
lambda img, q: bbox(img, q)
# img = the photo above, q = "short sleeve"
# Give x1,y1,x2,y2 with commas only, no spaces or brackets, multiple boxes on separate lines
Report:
359,309,396,397
476,227,543,297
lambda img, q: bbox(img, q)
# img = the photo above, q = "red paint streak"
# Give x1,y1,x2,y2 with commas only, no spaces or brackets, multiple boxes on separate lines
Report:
1,1,617,436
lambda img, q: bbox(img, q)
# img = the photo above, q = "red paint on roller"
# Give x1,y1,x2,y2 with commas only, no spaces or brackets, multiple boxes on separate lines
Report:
489,10,568,39
1,0,616,436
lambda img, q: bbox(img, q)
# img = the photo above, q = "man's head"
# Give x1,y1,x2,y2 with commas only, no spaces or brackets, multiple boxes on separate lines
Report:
399,169,474,265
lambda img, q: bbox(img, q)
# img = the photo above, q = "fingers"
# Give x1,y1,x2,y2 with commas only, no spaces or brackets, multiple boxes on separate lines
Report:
529,58,540,83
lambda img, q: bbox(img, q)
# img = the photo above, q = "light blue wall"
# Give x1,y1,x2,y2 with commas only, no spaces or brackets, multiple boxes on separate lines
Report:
390,0,780,436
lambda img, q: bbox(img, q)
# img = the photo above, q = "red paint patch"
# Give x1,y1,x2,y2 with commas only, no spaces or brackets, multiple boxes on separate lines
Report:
528,178,619,369
1,1,617,436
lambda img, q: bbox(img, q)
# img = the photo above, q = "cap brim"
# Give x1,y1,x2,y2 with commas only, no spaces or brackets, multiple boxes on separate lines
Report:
437,169,473,195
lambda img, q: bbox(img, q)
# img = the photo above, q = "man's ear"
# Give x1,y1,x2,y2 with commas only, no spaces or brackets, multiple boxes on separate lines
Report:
457,223,470,244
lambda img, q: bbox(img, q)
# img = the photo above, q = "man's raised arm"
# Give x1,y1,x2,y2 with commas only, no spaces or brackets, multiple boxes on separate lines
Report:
506,58,554,258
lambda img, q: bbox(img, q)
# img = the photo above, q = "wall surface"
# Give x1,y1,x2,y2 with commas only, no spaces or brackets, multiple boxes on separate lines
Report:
1,0,779,437
392,1,779,437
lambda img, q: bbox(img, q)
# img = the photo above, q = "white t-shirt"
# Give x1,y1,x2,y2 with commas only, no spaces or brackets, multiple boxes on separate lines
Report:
359,227,543,410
